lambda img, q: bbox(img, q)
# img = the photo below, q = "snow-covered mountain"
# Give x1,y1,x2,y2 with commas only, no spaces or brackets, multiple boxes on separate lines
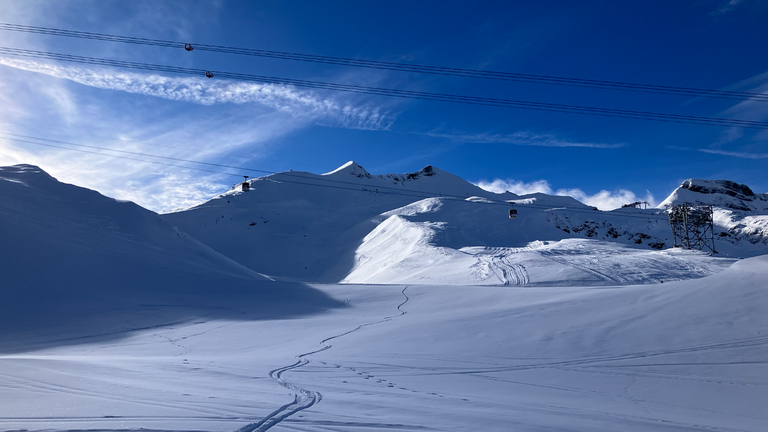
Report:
657,179,768,251
0,164,336,351
165,162,765,285
659,178,768,212
3,163,767,432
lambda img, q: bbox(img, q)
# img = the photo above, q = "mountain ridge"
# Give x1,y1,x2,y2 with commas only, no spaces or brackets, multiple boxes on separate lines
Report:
163,161,765,284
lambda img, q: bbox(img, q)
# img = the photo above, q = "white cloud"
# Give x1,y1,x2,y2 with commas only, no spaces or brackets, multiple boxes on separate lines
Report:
0,58,394,130
0,47,399,212
428,131,624,148
715,127,744,144
475,179,554,195
718,71,768,123
0,1,399,212
475,178,656,210
556,188,656,211
0,64,312,212
699,148,768,159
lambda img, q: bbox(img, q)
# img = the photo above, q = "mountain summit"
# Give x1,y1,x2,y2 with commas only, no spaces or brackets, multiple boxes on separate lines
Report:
322,161,373,178
659,179,768,212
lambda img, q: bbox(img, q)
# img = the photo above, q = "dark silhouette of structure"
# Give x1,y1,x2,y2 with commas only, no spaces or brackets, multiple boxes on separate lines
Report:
622,201,650,209
667,204,716,253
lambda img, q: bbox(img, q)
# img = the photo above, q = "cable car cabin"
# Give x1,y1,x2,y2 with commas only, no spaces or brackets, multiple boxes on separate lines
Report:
184,43,194,51
241,182,250,192
205,71,214,78
509,208,518,219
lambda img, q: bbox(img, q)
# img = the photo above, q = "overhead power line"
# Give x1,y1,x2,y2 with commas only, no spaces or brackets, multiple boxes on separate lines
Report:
1,22,767,103
0,131,668,222
1,47,767,130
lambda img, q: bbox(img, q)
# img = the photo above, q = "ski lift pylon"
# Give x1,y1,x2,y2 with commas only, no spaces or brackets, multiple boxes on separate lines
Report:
205,71,214,78
184,43,194,52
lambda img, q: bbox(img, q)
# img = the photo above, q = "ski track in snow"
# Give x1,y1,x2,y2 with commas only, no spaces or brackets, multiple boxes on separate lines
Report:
235,286,410,432
478,252,529,286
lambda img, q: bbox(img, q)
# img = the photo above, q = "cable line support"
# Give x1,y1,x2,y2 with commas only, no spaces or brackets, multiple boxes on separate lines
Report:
667,203,716,253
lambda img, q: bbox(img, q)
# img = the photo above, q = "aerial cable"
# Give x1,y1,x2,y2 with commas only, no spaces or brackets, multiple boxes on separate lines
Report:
1,132,669,221
1,22,767,103
1,47,767,130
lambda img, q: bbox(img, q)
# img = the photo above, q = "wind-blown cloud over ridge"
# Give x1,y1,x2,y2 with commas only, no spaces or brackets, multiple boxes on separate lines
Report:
476,178,656,210
0,57,392,130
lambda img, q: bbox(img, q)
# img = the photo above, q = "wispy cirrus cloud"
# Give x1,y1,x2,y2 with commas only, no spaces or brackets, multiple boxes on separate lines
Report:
0,57,394,130
427,130,625,148
475,178,655,210
711,0,744,15
0,62,315,212
670,144,768,160
0,1,400,213
698,148,768,159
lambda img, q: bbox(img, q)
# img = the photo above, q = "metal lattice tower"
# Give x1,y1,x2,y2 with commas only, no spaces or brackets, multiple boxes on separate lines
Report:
667,203,716,253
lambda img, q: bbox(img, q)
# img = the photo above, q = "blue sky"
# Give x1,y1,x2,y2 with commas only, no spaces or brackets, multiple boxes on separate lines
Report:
1,0,767,211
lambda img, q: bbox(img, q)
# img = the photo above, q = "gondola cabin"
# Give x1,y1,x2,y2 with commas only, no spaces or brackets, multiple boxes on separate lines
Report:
241,175,250,192
509,208,518,219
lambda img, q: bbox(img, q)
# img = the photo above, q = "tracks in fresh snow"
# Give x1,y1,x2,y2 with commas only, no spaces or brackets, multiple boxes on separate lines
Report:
476,249,529,286
487,255,528,286
235,286,410,432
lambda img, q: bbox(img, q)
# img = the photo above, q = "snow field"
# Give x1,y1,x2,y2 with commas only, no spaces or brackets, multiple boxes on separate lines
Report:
3,163,767,431
2,257,767,431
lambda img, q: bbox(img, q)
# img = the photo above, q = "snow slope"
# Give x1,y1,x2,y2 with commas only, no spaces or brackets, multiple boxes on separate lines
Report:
2,255,765,431
0,164,338,352
165,162,748,285
1,163,766,431
164,162,565,283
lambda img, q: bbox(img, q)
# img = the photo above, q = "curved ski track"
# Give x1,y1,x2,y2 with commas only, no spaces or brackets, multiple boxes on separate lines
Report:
474,248,529,286
235,286,410,432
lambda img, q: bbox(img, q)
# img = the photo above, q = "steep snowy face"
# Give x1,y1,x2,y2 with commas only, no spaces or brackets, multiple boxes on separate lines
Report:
682,179,756,200
0,163,270,276
0,164,341,352
659,179,768,212
322,161,373,178
0,164,277,305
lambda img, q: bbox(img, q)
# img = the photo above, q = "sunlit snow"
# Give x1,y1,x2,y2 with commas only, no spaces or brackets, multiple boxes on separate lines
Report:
1,163,766,432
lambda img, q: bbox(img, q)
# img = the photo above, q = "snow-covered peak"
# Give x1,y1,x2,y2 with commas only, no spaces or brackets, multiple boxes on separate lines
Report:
321,162,448,183
681,179,756,200
0,164,54,183
322,161,372,178
659,178,768,212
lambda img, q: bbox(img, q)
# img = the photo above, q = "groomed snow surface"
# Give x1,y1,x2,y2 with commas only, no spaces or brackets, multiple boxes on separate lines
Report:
1,164,767,431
